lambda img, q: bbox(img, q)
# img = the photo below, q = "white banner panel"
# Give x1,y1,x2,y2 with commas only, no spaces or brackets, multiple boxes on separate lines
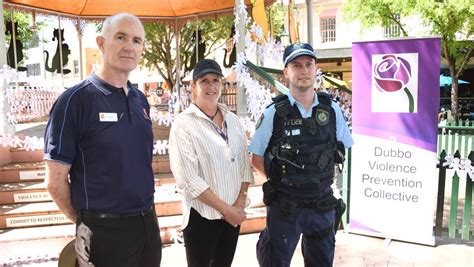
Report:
349,134,436,245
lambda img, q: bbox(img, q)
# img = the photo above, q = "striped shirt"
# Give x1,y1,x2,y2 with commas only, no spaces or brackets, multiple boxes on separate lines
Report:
169,103,254,228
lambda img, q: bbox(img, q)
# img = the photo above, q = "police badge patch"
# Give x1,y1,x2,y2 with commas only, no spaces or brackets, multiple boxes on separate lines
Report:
255,114,264,129
315,109,329,126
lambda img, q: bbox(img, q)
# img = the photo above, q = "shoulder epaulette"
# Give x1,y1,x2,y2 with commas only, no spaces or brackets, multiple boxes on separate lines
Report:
272,94,288,103
265,94,288,108
273,94,290,117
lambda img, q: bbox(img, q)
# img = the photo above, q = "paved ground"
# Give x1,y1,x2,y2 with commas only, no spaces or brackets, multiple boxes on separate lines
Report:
161,232,474,267
1,231,472,266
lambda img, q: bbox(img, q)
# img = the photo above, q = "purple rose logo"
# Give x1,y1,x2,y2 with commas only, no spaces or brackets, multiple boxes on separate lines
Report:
373,54,414,112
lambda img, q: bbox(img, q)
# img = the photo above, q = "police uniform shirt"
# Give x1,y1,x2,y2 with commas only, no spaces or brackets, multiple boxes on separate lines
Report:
44,74,155,214
249,92,354,156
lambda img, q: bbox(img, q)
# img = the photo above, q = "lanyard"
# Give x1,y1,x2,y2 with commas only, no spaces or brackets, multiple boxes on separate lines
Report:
210,120,228,144
193,104,229,144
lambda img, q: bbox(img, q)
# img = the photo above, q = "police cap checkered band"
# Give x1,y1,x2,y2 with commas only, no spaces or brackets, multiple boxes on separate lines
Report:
283,43,317,66
192,59,224,80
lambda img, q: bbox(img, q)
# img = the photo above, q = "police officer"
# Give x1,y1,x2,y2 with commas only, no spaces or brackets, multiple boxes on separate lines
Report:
249,43,353,267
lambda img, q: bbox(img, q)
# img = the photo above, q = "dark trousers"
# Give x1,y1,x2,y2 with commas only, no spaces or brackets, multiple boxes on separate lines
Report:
182,208,241,267
76,207,162,267
256,201,336,267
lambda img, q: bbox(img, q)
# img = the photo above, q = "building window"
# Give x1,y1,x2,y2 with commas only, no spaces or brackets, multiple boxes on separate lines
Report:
384,14,401,38
321,17,336,43
74,60,80,74
26,63,40,76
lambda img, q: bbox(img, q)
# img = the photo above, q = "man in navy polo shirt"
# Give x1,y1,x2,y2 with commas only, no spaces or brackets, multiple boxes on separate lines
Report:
44,13,162,266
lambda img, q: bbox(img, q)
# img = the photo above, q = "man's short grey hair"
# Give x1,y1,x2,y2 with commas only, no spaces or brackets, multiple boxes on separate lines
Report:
101,13,144,36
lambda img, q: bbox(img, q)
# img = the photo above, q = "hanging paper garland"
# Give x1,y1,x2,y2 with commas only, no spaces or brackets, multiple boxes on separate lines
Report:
233,0,284,132
443,155,474,181
153,140,169,155
0,134,44,151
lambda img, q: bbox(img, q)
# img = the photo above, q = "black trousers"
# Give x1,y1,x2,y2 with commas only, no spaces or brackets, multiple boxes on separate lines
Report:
76,207,162,267
182,208,241,267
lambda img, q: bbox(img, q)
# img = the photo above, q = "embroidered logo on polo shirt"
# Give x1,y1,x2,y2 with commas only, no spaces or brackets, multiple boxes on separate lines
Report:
99,112,118,122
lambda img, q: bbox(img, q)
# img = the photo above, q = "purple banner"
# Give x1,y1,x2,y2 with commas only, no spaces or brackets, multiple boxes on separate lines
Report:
352,38,441,152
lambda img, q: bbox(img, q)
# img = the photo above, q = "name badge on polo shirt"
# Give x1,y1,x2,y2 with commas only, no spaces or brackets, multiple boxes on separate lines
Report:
99,112,118,122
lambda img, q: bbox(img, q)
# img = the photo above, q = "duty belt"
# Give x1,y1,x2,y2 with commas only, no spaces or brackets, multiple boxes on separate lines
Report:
280,174,334,190
275,193,337,214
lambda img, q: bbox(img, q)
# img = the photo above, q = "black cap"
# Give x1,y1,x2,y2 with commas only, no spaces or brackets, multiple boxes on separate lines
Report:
283,43,317,66
192,59,224,80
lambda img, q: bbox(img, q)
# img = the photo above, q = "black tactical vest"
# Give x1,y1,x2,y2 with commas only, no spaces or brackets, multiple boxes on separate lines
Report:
263,93,337,195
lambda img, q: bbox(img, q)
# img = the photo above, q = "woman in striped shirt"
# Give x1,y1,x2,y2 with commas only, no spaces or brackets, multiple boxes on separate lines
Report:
169,59,254,267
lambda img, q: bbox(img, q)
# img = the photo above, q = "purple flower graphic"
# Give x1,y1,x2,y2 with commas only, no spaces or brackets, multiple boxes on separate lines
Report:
373,54,414,112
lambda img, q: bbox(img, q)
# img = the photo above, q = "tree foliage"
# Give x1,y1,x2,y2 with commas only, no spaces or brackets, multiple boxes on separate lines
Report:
343,0,417,37
417,0,473,119
142,16,233,90
342,0,474,119
142,4,285,90
267,3,285,39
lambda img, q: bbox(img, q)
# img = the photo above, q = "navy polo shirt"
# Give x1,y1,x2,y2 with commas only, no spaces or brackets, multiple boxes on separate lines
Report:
44,74,155,214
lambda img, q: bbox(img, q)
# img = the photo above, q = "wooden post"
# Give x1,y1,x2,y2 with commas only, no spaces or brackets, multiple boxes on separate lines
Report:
305,0,313,45
437,129,442,156
195,19,199,67
444,123,450,155
174,19,181,113
58,16,64,86
10,13,17,70
461,151,473,240
236,0,247,116
435,150,447,236
342,147,351,228
75,19,84,80
0,2,7,66
448,150,461,238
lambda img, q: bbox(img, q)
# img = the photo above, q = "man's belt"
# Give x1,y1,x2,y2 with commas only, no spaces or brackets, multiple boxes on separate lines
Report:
79,205,154,219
